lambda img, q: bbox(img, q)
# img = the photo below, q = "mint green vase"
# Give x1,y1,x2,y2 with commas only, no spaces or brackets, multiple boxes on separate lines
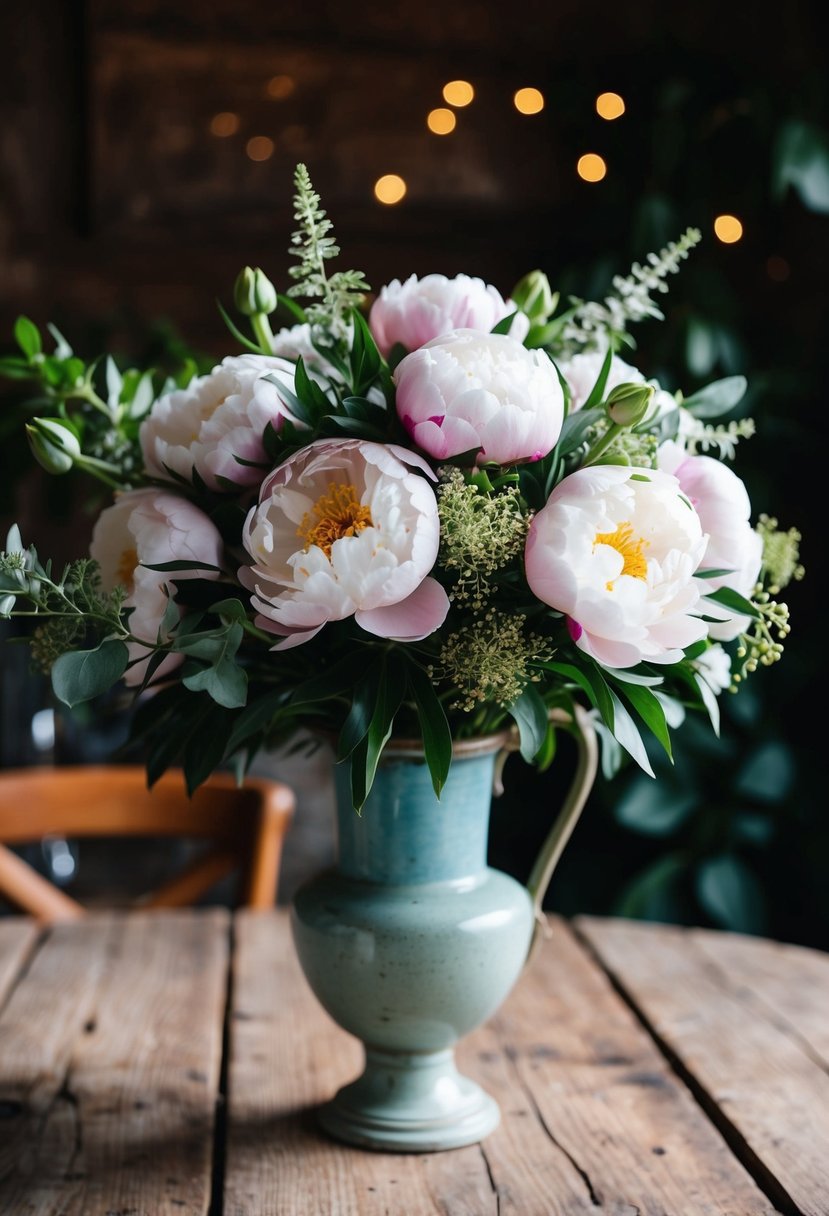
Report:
290,709,597,1152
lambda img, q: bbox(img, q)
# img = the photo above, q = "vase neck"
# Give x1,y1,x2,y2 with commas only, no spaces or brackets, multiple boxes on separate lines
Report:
334,750,498,884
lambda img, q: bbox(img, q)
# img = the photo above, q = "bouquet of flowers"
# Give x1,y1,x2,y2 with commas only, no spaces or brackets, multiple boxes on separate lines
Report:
0,165,803,808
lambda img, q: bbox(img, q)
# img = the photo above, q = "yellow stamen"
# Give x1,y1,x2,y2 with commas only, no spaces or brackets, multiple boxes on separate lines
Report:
297,482,373,558
116,546,138,589
594,522,648,590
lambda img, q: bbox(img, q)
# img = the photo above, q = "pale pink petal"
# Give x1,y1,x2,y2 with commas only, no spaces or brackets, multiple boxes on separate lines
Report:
355,577,449,640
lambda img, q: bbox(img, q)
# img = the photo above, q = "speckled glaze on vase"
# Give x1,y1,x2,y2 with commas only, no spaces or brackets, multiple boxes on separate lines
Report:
291,711,598,1153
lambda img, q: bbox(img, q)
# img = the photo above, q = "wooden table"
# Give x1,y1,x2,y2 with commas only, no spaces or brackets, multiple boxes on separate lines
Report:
0,910,827,1215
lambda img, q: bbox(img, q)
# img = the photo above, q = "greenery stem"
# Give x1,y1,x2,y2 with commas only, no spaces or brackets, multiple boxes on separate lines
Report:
251,313,274,354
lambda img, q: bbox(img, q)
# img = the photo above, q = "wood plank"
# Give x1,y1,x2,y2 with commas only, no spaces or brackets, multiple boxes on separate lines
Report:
225,909,498,1216
0,918,38,1009
579,916,829,1216
688,926,829,1068
473,919,779,1216
0,909,229,1216
226,910,777,1215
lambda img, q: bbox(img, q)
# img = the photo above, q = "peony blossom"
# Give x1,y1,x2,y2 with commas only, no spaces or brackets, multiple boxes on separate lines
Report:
270,322,343,385
525,464,708,668
394,329,564,466
90,489,223,685
369,273,529,357
658,440,762,641
558,349,676,421
140,354,300,490
240,438,449,648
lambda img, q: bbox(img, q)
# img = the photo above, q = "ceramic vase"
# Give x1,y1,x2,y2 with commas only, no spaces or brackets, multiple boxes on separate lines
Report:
290,708,597,1152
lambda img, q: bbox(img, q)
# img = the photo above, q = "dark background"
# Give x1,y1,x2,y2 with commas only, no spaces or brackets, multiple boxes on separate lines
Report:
1,1,826,944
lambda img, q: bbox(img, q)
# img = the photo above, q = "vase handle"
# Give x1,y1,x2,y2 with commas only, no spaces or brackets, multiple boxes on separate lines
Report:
495,704,599,964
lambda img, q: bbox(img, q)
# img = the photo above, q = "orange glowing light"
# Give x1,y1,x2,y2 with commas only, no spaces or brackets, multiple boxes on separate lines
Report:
246,136,275,162
374,174,407,205
596,92,625,120
514,87,545,115
577,153,607,182
714,214,743,243
209,111,240,137
442,80,474,107
427,107,457,135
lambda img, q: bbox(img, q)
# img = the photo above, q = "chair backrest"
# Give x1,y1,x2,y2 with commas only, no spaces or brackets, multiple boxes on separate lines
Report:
0,765,295,923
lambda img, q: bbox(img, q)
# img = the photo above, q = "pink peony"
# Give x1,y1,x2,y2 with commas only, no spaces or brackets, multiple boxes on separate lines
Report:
369,273,529,357
394,329,564,466
658,440,762,641
240,438,449,648
140,354,300,490
90,489,223,685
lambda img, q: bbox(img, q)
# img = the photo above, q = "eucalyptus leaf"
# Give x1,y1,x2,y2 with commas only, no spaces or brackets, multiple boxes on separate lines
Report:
52,640,129,708
614,777,696,836
508,685,549,763
683,375,747,419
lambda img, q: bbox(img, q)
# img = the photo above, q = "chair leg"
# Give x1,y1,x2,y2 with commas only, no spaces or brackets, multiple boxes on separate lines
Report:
0,843,85,923
243,799,293,908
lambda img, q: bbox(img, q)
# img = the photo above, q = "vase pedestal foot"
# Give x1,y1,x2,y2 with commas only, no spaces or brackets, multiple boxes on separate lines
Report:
317,1046,500,1152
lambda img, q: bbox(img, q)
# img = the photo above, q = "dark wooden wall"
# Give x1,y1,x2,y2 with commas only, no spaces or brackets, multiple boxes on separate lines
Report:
2,0,819,354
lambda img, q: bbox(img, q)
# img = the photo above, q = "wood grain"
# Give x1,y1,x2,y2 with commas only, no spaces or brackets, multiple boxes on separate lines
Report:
0,909,229,1216
224,909,498,1216
579,915,829,1216
225,910,777,1216
0,918,39,1009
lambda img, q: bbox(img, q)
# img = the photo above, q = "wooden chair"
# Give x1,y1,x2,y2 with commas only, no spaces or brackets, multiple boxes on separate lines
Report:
0,765,295,923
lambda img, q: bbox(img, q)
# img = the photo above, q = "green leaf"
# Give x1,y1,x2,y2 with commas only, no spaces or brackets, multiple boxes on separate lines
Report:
583,347,614,409
683,376,747,419
291,649,374,705
350,655,406,811
216,299,267,354
182,704,235,794
338,663,381,762
734,742,795,804
508,685,549,763
773,120,829,213
406,661,452,798
556,408,604,456
703,586,760,619
543,660,615,730
614,681,673,761
183,658,248,709
52,640,129,707
142,559,225,574
615,853,689,920
695,854,768,933
226,688,289,754
615,777,696,836
694,567,736,579
490,310,518,336
14,316,41,360
276,291,307,323
608,688,654,777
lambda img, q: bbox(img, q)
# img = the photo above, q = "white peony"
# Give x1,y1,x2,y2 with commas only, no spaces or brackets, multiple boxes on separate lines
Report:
558,349,677,422
369,273,529,357
270,322,343,384
658,440,762,641
240,438,449,648
140,354,300,490
525,464,708,668
394,329,564,466
90,488,223,685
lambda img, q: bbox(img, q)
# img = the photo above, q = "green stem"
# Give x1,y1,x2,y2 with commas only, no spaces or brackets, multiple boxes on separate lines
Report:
251,313,275,354
582,422,623,467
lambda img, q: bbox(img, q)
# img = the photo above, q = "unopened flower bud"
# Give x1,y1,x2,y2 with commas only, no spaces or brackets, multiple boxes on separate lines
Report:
605,382,654,427
26,418,81,475
233,266,277,317
511,270,556,323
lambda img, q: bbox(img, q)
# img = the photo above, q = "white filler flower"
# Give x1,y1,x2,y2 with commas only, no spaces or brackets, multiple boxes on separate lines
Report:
140,354,299,490
241,438,449,648
525,464,708,668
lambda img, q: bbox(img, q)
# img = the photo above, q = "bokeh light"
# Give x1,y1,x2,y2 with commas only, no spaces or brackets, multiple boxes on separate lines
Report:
246,136,275,162
442,80,474,107
514,87,545,115
577,153,607,182
427,108,457,135
209,112,239,137
766,255,791,282
374,174,407,205
596,92,625,120
266,75,295,100
714,214,743,243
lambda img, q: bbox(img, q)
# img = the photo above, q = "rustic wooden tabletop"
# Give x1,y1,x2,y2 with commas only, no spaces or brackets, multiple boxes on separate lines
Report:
0,909,827,1215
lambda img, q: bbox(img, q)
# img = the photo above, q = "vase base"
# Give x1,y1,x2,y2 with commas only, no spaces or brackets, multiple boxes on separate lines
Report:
317,1046,500,1153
